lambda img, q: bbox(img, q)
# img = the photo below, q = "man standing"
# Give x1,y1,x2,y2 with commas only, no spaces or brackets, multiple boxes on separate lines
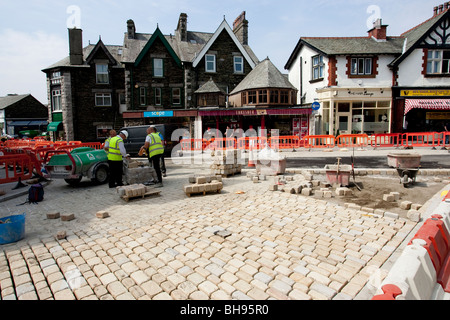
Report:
103,129,117,156
108,130,129,188
142,126,164,187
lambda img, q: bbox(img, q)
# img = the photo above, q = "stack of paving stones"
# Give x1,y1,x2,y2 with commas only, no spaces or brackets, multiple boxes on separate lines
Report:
124,160,157,185
210,150,243,177
184,175,224,197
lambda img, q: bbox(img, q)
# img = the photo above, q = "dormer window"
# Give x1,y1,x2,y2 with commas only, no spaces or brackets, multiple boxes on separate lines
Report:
96,64,109,84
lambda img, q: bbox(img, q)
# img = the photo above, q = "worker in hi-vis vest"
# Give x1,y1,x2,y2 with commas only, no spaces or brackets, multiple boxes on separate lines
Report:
103,129,117,156
108,130,129,188
141,126,164,187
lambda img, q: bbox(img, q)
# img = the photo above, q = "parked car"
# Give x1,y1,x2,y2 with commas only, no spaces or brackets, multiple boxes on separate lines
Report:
119,124,189,157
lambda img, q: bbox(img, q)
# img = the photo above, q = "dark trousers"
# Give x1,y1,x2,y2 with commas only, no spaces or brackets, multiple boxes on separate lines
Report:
108,160,123,187
149,154,163,183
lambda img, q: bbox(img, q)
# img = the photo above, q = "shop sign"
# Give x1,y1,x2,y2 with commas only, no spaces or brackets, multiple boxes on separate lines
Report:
144,111,174,118
401,89,450,97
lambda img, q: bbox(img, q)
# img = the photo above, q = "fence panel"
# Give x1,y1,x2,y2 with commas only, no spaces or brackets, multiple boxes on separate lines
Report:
0,153,41,184
336,134,369,148
269,136,300,150
371,133,401,148
302,135,336,149
402,132,439,148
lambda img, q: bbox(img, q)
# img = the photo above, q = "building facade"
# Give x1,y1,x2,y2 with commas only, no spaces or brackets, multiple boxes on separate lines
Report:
43,12,259,143
285,3,450,136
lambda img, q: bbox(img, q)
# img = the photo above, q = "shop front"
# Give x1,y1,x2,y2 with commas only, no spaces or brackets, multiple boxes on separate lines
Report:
316,87,392,136
198,107,312,140
393,89,450,133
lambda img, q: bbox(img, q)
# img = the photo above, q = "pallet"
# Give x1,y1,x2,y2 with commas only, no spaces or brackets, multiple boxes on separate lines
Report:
186,189,222,197
121,189,161,202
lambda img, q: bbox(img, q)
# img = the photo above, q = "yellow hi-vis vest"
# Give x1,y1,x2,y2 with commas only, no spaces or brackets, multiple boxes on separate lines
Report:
147,133,164,158
107,136,124,161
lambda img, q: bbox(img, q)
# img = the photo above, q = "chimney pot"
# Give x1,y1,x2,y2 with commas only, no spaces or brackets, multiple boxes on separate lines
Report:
434,6,439,15
127,19,136,39
439,4,444,13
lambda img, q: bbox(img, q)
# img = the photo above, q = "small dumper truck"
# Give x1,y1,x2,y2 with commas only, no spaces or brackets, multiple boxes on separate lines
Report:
43,147,109,186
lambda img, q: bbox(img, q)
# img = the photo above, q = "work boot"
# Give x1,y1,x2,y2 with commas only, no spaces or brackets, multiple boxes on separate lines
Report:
155,182,163,188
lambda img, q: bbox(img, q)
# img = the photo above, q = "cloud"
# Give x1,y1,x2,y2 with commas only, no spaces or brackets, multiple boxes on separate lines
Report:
0,29,68,104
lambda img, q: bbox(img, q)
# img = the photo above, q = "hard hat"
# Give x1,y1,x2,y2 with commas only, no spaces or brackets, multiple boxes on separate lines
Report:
120,131,129,139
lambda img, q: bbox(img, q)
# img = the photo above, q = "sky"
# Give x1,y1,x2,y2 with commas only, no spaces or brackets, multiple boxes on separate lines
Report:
0,0,439,104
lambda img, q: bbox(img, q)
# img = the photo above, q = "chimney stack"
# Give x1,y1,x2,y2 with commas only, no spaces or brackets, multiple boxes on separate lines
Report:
440,4,444,13
68,28,83,65
127,19,136,39
177,13,188,42
368,18,388,41
434,6,439,15
233,11,248,45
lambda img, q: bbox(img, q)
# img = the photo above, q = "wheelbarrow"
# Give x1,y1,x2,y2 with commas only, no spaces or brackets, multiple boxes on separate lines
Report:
396,168,419,187
388,153,421,188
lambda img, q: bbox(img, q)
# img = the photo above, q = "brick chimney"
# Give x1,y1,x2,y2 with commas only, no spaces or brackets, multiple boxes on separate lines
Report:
127,19,136,39
233,11,248,45
177,13,188,42
368,18,388,41
68,28,83,65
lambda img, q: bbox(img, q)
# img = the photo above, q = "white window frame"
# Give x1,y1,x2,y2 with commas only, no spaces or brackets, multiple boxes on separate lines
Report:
312,55,324,80
205,54,216,73
153,58,164,77
234,56,244,74
95,93,112,106
351,57,373,75
96,64,109,84
52,89,62,112
139,87,147,106
51,72,62,85
96,125,113,139
427,50,450,74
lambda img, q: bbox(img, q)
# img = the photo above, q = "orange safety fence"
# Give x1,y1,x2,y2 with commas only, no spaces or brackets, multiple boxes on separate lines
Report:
0,153,42,184
237,137,268,150
180,139,205,151
269,136,300,150
371,133,402,148
336,134,370,148
301,135,336,149
401,132,439,148
206,138,237,151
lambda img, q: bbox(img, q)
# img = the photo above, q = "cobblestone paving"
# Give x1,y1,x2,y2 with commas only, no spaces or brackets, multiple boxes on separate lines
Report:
0,163,418,300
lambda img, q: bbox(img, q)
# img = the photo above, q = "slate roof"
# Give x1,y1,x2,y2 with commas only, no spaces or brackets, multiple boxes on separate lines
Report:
42,44,124,71
0,94,31,110
195,78,227,94
285,9,450,70
230,58,296,95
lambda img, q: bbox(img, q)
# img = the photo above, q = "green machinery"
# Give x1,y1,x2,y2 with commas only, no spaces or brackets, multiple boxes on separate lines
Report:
43,147,109,186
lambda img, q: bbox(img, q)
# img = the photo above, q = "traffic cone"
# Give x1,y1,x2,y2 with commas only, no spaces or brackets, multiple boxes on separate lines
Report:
248,147,256,168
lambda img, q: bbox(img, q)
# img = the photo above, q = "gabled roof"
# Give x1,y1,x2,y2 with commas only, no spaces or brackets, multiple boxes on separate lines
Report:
389,9,450,68
85,39,118,65
195,78,226,94
285,37,404,70
192,19,257,69
42,44,123,72
134,27,182,68
0,94,31,110
231,58,296,95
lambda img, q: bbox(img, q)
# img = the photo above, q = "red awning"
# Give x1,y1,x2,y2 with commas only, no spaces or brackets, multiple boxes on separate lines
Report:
198,108,311,117
405,99,450,115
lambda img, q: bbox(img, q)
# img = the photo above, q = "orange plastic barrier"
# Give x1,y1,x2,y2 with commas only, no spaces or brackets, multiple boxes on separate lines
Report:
371,133,401,148
402,132,439,148
371,284,403,300
237,137,268,150
301,135,335,149
0,153,41,184
207,138,237,151
336,134,369,148
180,139,204,151
269,136,300,150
